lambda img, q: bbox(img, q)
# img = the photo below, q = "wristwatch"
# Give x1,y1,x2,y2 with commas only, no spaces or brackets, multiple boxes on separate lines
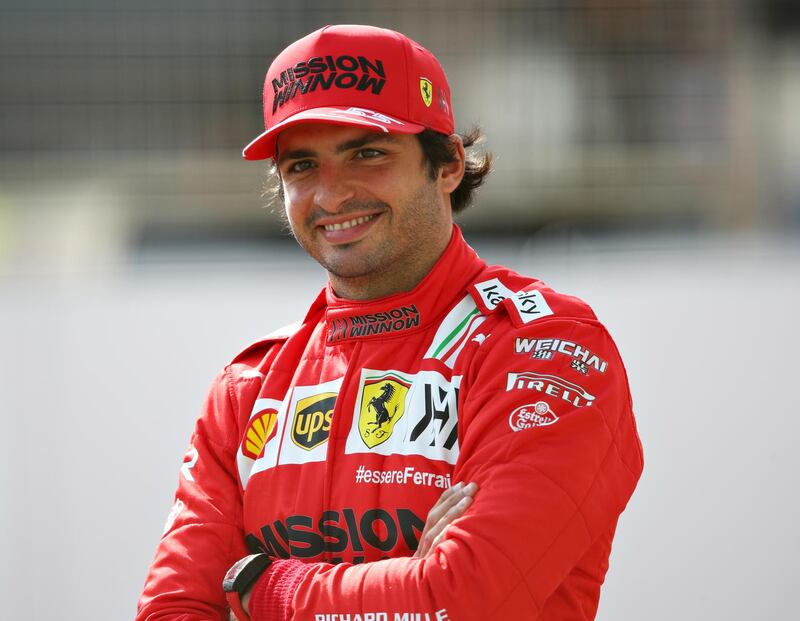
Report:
223,553,273,621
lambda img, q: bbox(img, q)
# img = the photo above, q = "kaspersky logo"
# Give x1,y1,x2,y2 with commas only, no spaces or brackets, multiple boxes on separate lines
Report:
358,372,411,448
291,392,337,450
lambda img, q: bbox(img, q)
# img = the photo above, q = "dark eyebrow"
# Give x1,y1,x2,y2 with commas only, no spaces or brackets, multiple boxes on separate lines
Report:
276,148,314,166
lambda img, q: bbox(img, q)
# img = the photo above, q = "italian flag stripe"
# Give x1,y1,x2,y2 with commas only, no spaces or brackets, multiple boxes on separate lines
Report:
431,307,480,359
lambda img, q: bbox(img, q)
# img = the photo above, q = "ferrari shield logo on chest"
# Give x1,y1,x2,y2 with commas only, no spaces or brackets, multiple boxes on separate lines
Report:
292,392,337,450
358,373,411,448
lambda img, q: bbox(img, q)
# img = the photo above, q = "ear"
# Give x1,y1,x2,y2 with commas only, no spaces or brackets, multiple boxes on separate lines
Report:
438,134,466,195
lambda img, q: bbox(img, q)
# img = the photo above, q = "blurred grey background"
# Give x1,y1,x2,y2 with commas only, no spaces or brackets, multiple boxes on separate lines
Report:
1,1,798,619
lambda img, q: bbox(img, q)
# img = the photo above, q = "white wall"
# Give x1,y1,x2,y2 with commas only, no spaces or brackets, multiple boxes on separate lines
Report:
1,233,797,620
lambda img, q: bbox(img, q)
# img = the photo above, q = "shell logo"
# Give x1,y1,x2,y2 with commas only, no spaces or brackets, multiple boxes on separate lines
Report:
242,408,279,459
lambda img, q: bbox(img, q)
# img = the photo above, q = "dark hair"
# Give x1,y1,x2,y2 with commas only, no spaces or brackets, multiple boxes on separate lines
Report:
416,127,493,213
263,126,493,214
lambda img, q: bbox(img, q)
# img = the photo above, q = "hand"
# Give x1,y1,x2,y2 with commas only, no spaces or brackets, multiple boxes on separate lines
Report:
413,481,478,558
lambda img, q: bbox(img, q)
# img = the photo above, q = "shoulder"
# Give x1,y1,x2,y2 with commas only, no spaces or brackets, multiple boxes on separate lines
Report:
223,320,304,383
462,264,626,382
469,264,599,329
425,264,606,371
458,265,635,435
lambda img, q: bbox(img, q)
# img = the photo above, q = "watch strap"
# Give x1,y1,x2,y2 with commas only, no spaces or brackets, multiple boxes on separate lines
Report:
226,591,251,621
223,553,273,621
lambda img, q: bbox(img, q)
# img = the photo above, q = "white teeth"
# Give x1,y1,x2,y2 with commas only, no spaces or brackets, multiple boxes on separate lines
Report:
323,214,375,231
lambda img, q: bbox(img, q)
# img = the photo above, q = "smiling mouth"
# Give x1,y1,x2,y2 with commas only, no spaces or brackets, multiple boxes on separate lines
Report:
322,214,378,232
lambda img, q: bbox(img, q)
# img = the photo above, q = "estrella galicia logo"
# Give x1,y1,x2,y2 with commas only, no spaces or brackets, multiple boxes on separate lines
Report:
509,401,558,432
272,55,386,114
291,392,337,450
358,373,411,448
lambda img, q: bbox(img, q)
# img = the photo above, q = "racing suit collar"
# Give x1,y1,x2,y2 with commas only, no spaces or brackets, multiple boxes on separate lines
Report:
323,225,486,344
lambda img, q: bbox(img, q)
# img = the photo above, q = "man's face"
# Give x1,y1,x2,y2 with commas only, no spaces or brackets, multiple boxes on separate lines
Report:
275,123,458,298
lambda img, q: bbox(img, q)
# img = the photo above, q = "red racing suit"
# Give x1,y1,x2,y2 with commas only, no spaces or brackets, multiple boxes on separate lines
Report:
136,227,643,621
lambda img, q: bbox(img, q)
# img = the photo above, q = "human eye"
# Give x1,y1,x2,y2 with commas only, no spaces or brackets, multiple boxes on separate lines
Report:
354,148,383,160
285,160,314,174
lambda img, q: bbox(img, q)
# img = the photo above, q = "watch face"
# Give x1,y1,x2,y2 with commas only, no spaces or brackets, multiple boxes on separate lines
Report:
223,554,272,594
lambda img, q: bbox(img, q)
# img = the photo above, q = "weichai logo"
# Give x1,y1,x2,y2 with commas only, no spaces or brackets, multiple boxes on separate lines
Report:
291,393,337,450
271,55,387,114
242,408,279,459
245,507,425,562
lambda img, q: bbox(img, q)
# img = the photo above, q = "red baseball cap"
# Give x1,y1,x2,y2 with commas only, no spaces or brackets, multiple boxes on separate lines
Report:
242,25,455,160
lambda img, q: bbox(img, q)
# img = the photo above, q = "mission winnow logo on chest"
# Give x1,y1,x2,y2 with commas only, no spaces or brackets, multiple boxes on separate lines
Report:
328,304,421,342
271,55,387,113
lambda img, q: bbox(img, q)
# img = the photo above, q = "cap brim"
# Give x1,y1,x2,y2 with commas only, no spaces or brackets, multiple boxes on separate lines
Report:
242,106,426,160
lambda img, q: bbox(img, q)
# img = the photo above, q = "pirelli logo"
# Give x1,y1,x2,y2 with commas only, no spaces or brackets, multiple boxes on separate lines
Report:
506,371,595,408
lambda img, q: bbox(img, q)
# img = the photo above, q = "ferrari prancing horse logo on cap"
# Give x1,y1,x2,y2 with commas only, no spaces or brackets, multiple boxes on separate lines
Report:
420,77,433,107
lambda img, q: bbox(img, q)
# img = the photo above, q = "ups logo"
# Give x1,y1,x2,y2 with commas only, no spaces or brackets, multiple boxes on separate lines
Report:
358,373,411,448
291,392,336,450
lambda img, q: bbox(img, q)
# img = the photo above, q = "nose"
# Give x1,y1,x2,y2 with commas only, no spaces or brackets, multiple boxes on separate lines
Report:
313,163,355,213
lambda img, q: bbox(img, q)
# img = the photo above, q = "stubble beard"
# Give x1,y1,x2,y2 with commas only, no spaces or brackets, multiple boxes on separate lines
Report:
292,180,450,295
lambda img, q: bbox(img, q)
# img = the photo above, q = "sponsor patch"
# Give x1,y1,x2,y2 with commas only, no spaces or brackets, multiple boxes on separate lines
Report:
250,379,343,475
354,464,452,490
346,369,461,464
506,371,595,407
239,398,285,486
328,304,420,342
246,506,425,562
473,279,554,325
509,401,558,431
292,392,337,450
242,407,279,459
271,55,386,114
438,86,450,114
515,337,608,374
420,77,433,107
358,373,412,448
162,499,185,535
313,611,451,621
474,278,515,310
180,446,198,482
508,290,553,324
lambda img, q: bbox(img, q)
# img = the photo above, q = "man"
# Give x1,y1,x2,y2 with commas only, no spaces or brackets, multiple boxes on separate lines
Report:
136,24,643,621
